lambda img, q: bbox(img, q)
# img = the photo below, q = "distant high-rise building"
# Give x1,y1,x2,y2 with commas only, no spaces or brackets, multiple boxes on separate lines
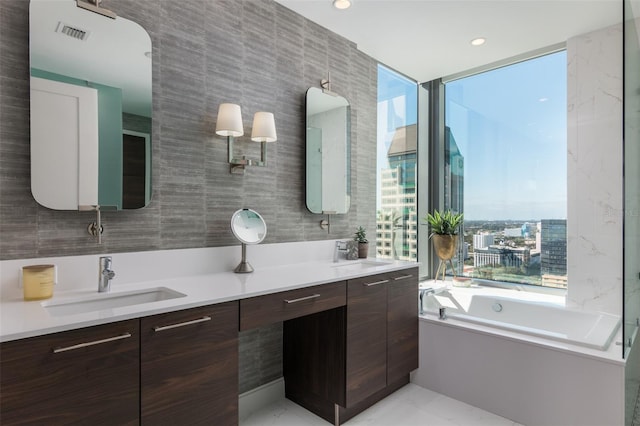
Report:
377,125,463,269
503,227,522,237
473,232,494,250
540,219,567,276
473,245,530,268
377,124,417,261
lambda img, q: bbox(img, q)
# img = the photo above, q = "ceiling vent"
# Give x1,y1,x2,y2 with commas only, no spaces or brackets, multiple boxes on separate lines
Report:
55,22,90,41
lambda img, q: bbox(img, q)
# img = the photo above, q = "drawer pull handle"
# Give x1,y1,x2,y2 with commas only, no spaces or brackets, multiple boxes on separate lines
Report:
153,316,212,332
364,279,389,287
52,332,132,353
394,274,413,280
284,294,321,304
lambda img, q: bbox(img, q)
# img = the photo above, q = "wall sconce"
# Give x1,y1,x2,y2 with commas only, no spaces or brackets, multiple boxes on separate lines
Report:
215,103,277,174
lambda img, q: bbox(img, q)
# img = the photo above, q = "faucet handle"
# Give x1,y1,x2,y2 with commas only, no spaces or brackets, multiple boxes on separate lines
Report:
98,256,115,292
100,256,112,269
100,256,115,278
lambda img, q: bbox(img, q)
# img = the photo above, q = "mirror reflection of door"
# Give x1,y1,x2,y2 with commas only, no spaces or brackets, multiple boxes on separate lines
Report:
122,130,150,209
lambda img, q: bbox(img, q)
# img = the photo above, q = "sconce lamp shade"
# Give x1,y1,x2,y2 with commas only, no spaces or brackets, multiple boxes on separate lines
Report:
215,103,244,137
251,112,277,143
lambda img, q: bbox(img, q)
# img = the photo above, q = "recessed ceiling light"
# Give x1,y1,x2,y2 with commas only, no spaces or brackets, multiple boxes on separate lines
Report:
333,0,351,10
470,37,486,46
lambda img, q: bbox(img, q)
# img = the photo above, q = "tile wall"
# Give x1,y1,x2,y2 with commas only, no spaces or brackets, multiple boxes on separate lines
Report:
0,0,378,260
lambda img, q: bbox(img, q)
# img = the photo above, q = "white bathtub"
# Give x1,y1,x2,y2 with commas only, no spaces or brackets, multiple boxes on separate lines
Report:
422,287,620,350
413,285,627,426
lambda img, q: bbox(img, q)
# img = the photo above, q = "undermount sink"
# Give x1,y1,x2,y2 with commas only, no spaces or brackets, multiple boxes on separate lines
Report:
42,287,187,316
332,260,393,269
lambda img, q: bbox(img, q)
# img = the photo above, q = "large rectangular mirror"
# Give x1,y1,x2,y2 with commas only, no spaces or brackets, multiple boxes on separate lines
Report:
29,0,152,210
305,87,351,214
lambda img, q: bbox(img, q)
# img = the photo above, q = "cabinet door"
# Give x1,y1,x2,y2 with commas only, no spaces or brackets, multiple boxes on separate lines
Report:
141,302,238,425
387,268,419,384
0,320,139,425
346,274,388,406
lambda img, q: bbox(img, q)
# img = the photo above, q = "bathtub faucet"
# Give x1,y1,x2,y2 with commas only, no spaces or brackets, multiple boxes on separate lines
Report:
439,307,447,320
419,287,434,315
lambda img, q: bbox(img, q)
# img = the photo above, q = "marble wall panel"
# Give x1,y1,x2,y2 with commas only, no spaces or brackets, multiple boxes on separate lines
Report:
566,24,624,315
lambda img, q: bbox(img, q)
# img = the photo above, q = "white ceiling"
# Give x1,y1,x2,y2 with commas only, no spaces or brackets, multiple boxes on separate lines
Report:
274,0,622,83
30,0,152,116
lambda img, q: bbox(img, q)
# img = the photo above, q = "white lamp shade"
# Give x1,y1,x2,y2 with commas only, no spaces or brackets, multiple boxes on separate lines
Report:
215,103,244,137
251,112,277,143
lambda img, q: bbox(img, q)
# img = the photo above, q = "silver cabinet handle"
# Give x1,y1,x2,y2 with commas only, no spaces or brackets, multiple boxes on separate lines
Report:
153,316,212,332
364,279,389,287
394,274,413,280
284,294,321,304
52,332,132,353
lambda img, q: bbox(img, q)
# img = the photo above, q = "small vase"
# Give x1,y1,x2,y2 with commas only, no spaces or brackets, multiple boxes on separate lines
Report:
346,241,359,260
432,234,457,260
432,234,458,281
358,242,369,258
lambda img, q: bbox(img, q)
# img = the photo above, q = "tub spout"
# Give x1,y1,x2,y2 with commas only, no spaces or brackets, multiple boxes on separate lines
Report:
439,307,447,320
419,287,434,315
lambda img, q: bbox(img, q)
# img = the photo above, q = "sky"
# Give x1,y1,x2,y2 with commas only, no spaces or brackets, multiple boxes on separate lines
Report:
445,51,567,221
376,51,567,221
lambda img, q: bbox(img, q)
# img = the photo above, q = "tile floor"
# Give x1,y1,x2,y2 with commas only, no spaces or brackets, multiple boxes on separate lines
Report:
241,383,523,426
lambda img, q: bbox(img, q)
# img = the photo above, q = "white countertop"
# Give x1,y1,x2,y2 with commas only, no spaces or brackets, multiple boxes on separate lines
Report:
1,258,418,342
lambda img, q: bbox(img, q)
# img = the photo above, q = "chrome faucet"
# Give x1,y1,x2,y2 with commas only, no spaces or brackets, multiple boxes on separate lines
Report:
333,240,348,262
98,256,115,292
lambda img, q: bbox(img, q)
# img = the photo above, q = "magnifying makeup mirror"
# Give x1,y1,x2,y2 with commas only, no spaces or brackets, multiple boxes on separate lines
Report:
230,208,267,273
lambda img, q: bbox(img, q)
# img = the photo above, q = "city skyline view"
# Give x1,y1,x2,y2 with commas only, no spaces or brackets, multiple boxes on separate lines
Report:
376,54,569,286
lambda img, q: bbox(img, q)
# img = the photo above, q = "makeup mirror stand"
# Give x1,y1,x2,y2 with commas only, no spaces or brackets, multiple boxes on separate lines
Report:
235,243,254,273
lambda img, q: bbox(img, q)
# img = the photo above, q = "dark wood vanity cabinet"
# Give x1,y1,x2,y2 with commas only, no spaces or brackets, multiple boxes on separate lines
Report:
284,267,419,424
140,302,238,425
0,267,415,426
0,319,140,426
345,273,389,406
386,270,420,384
0,303,238,426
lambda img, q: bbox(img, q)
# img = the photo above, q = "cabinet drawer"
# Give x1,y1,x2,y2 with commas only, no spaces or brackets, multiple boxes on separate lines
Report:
240,281,346,330
0,319,139,425
141,302,238,425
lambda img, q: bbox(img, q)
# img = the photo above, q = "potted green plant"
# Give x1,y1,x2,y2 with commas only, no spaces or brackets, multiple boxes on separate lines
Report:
424,210,463,280
354,226,369,258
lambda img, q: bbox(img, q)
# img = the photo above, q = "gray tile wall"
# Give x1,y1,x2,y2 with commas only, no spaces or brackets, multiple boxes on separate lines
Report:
239,323,283,394
0,0,378,260
0,0,378,394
